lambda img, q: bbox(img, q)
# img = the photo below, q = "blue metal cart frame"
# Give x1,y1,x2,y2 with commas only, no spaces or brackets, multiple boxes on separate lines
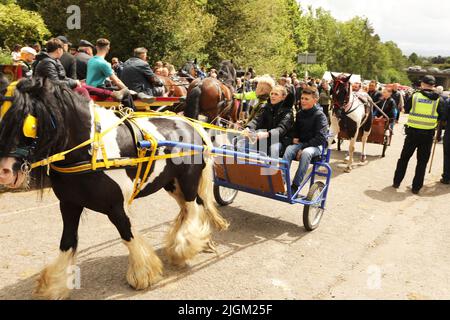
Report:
139,140,332,231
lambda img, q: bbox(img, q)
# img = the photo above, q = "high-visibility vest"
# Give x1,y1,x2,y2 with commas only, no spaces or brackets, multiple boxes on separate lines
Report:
407,92,439,130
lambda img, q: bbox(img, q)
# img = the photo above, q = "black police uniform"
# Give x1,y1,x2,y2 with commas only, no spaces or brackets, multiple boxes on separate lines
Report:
393,78,446,193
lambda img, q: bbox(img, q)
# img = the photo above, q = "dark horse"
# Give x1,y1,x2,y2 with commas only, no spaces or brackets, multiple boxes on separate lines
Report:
329,73,373,172
178,59,202,82
184,60,238,124
0,77,228,299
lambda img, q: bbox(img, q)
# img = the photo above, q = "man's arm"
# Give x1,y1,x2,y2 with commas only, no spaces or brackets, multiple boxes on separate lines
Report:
302,113,329,149
110,74,127,90
404,95,413,114
269,111,294,139
246,106,265,131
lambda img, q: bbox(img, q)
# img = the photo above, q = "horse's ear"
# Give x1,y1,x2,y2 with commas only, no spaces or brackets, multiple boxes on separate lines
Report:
331,73,336,81
194,58,197,65
345,74,353,82
230,59,233,64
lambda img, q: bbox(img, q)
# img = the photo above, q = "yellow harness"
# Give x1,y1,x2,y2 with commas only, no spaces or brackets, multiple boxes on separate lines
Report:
0,81,246,204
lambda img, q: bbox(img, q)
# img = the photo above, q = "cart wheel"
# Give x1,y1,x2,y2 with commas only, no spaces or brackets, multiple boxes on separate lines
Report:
303,181,326,231
214,184,238,206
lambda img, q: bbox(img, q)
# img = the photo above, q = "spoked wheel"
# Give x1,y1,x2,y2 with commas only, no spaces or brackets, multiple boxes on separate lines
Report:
303,181,326,231
214,184,238,206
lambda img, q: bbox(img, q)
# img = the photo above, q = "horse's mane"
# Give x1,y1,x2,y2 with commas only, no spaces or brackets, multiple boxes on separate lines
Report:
0,77,90,162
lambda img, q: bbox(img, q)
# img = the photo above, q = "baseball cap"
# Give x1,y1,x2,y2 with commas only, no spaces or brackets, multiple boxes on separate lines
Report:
56,35,69,44
421,75,436,86
20,47,37,55
78,39,95,49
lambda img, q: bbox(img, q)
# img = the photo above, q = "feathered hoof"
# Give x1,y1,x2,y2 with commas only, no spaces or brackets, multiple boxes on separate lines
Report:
126,254,163,290
125,236,163,290
34,267,71,300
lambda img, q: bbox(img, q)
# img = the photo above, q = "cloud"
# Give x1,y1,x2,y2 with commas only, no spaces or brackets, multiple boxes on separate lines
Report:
298,0,450,56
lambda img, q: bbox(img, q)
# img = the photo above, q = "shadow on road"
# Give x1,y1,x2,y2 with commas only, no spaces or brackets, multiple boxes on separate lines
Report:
364,182,450,203
0,205,310,300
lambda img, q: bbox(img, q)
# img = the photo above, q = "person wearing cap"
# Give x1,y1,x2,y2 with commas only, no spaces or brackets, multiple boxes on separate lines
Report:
18,47,37,78
120,47,164,98
76,40,95,80
57,36,77,80
393,75,446,194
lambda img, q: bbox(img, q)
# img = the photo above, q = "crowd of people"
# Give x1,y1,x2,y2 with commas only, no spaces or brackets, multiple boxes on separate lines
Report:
8,37,450,194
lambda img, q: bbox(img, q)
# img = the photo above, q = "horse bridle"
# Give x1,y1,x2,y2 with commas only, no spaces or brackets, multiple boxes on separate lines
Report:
332,78,351,111
0,88,36,171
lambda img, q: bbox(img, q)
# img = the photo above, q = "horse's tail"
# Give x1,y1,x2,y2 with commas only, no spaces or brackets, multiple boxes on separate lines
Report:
197,134,229,231
184,85,202,120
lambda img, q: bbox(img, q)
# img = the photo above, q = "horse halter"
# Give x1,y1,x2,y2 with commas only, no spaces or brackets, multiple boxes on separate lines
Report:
332,78,351,110
0,81,38,163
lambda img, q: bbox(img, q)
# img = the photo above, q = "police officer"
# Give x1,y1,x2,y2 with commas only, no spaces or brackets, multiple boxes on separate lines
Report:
438,94,450,184
393,75,445,194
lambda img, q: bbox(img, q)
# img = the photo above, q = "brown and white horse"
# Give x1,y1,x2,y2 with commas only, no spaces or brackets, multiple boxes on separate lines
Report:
329,73,373,172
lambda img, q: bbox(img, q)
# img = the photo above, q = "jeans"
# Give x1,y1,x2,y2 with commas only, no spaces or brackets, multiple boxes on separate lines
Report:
283,143,322,186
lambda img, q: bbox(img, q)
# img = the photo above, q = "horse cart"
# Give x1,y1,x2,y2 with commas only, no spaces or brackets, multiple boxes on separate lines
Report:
337,113,391,158
212,142,332,231
93,96,186,112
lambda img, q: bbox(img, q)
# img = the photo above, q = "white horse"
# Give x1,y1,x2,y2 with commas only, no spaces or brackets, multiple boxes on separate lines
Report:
329,73,373,172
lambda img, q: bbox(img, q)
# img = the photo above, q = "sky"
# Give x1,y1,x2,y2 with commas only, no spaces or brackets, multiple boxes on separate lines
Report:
298,0,450,57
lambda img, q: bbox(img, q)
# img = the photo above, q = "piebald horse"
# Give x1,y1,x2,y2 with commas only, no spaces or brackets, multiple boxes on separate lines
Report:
329,73,373,172
0,77,228,299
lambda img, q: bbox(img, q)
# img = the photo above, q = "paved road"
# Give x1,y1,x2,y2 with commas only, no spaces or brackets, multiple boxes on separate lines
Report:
1,115,449,300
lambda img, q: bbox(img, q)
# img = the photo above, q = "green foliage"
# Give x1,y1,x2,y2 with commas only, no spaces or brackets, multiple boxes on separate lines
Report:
13,0,417,81
0,3,50,49
18,0,215,67
408,52,421,65
204,0,298,74
0,47,12,64
297,6,410,84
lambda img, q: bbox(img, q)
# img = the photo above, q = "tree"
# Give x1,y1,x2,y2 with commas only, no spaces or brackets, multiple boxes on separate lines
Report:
0,3,50,49
408,52,420,65
204,0,298,74
18,0,215,67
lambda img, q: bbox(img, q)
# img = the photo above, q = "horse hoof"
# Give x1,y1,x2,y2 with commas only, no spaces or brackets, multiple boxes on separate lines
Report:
344,167,352,173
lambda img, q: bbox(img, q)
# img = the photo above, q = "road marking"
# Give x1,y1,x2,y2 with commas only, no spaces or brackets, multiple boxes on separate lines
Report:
0,202,59,218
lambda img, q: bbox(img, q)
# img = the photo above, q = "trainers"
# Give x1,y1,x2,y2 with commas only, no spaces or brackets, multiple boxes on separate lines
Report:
440,178,450,185
111,88,130,101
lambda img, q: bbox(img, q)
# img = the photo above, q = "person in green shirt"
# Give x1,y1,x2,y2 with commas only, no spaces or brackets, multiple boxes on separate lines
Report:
86,38,128,91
